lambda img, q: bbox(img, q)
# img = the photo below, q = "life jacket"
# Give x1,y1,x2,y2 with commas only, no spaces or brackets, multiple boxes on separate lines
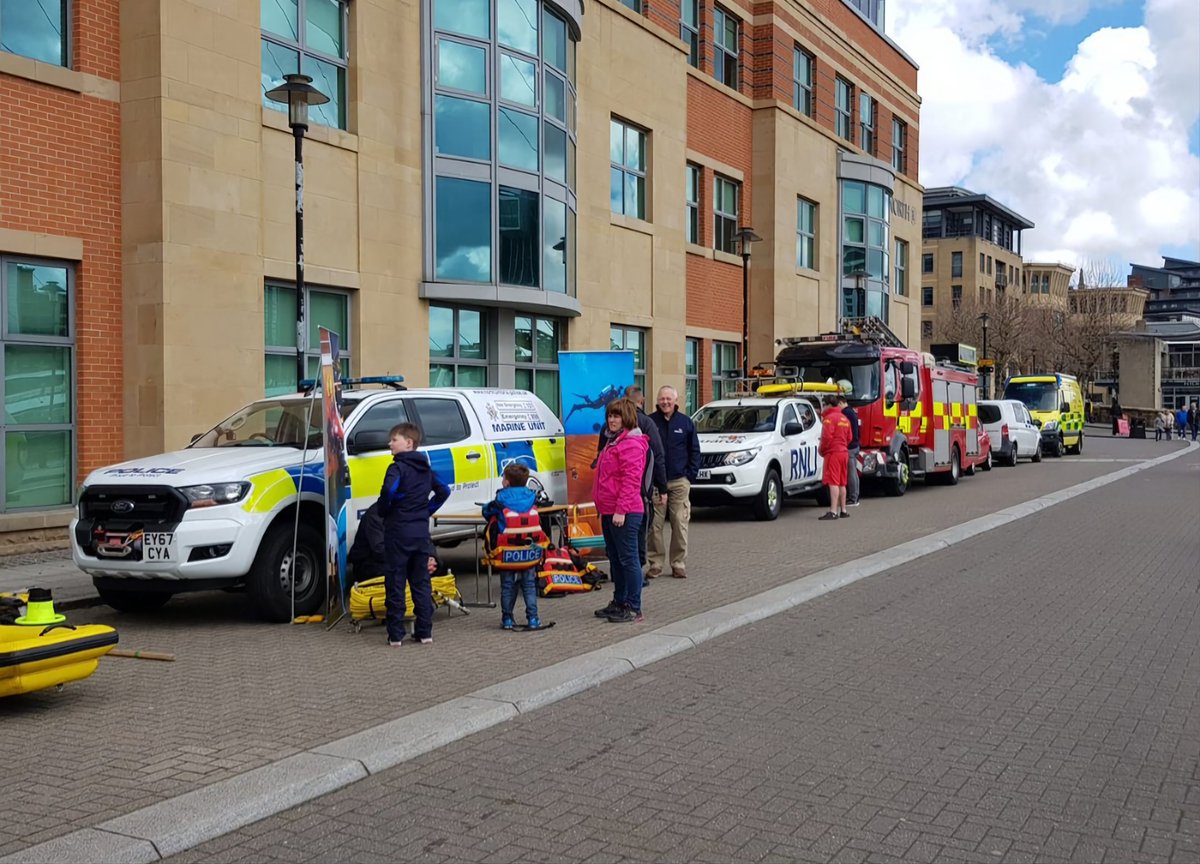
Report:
485,504,550,571
536,546,607,596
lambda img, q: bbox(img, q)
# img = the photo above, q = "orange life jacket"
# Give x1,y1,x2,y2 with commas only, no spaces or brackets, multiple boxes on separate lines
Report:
486,505,550,571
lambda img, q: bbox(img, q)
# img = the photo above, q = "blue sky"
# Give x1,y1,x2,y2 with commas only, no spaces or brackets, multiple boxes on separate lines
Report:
892,0,1200,269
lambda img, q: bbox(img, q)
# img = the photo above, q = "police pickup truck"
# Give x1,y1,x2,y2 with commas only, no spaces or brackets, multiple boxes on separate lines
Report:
688,393,825,521
70,380,566,621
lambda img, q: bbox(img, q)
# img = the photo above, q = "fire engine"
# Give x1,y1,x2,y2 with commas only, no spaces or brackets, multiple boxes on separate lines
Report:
764,317,987,495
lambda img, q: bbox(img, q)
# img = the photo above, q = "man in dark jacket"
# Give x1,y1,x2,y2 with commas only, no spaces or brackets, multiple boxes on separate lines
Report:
596,386,667,570
648,385,701,578
839,394,861,506
378,423,451,646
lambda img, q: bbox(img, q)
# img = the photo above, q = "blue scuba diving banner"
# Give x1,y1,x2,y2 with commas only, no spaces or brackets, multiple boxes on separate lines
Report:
557,350,635,507
319,327,352,613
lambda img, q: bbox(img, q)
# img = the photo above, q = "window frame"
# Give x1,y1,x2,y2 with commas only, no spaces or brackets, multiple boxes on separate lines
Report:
859,91,875,155
686,163,702,245
711,340,740,400
261,0,351,130
921,286,933,307
515,314,562,413
1,0,69,67
951,285,962,308
0,255,76,512
922,252,933,274
921,320,934,340
610,325,648,392
610,117,648,220
428,303,490,388
792,46,814,117
891,118,906,173
684,337,700,415
796,197,817,271
835,77,854,143
713,174,740,255
264,282,353,396
712,6,739,91
894,239,908,296
680,0,699,67
951,251,963,278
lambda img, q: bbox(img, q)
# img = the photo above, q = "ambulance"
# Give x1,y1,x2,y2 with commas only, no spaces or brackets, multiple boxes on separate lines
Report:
1002,373,1085,456
69,379,566,621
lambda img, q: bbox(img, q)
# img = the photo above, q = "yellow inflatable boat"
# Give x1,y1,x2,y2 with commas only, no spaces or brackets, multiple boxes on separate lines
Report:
0,589,118,698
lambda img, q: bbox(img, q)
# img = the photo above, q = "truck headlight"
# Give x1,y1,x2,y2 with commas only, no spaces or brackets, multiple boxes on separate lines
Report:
722,448,760,466
1042,419,1059,432
181,482,250,508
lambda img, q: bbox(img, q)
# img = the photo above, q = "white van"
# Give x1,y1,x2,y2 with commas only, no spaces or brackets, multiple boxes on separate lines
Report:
70,382,566,621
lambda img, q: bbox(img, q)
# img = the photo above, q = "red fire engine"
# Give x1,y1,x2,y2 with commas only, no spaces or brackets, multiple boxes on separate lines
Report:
768,317,986,495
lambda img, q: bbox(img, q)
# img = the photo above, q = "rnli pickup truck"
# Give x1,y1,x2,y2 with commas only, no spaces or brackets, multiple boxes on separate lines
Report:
70,381,566,621
688,390,826,521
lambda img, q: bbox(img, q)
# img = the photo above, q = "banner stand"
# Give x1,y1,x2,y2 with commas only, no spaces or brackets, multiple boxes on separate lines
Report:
318,327,351,630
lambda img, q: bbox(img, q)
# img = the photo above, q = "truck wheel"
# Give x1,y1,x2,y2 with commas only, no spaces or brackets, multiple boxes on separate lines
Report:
815,485,831,508
248,521,324,622
1050,435,1065,458
883,449,909,497
1031,443,1042,463
945,446,961,485
979,451,992,471
1067,433,1083,455
94,584,172,614
752,469,783,521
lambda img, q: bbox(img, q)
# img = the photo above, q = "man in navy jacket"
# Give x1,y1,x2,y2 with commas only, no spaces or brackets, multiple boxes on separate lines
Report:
648,385,701,578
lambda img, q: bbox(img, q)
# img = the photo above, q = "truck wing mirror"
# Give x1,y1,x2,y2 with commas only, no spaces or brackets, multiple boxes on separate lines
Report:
782,421,803,437
900,361,916,375
901,378,917,400
348,429,390,454
1061,402,1071,414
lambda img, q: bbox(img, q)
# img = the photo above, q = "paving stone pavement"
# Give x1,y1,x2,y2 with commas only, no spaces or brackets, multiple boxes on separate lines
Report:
0,436,1189,856
165,443,1200,863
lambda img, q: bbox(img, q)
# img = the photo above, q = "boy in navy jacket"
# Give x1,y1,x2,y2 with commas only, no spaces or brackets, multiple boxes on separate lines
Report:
378,423,451,646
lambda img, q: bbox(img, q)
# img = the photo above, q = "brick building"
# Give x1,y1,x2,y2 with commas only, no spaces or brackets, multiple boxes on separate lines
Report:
0,0,920,535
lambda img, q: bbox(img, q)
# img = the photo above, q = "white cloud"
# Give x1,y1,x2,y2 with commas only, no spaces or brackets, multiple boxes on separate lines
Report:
890,0,1200,270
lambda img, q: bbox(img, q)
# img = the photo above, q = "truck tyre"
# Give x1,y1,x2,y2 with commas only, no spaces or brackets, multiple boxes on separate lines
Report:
95,584,171,614
945,446,961,486
752,468,783,521
249,521,324,622
883,448,909,497
814,485,831,508
1050,435,1065,458
1031,443,1042,463
1067,432,1083,455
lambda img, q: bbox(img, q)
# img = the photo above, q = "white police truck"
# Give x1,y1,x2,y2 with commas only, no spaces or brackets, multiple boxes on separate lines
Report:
70,378,566,621
688,393,825,521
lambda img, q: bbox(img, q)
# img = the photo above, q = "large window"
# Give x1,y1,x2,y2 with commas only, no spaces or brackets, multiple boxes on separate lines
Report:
859,92,876,155
713,7,739,90
835,77,853,143
921,320,933,340
429,305,489,387
894,239,908,296
430,0,578,295
610,325,646,392
264,283,352,395
515,315,561,412
951,251,963,277
841,180,890,321
686,163,701,245
952,285,962,308
713,175,740,254
1,257,74,511
1,0,67,66
684,338,700,414
610,118,647,220
262,0,349,130
892,118,907,173
792,47,814,117
921,286,933,307
796,197,816,270
711,341,739,400
922,252,933,274
680,0,699,67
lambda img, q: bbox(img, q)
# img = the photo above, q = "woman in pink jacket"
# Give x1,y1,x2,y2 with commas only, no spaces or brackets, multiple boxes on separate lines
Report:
592,397,650,623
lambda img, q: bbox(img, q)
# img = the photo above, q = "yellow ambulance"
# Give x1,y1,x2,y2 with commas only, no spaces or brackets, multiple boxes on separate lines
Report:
1002,373,1085,457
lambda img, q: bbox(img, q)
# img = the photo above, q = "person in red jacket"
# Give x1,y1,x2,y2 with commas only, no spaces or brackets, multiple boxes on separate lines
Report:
818,394,852,521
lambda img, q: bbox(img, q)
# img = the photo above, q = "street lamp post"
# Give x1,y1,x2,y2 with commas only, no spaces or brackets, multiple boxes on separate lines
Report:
978,311,991,398
265,73,329,390
735,227,763,380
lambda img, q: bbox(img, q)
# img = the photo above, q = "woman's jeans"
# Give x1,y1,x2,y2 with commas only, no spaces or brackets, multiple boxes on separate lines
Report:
500,568,539,622
602,512,644,613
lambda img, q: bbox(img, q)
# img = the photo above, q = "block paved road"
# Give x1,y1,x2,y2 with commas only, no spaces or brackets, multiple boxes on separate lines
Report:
168,442,1200,864
0,435,1192,857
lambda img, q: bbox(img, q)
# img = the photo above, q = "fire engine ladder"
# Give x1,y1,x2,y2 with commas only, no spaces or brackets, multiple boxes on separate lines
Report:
841,316,905,348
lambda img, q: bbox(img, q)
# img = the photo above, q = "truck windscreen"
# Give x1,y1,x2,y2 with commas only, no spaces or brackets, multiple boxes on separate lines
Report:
694,405,778,434
1003,382,1059,412
191,399,324,448
793,362,879,405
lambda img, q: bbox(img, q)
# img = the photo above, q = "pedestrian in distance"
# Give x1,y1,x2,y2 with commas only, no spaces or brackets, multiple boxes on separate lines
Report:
378,423,450,647
1176,406,1189,439
1154,411,1165,442
1190,402,1198,441
1164,409,1174,441
595,385,666,576
593,398,650,624
839,394,861,507
482,462,547,631
818,394,852,520
1111,395,1122,436
648,385,701,578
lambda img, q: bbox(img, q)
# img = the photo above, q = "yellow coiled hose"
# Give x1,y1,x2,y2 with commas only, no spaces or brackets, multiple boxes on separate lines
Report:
348,575,463,621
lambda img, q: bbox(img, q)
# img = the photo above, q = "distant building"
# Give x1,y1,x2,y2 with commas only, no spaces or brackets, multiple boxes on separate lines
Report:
1023,263,1074,311
1130,257,1200,322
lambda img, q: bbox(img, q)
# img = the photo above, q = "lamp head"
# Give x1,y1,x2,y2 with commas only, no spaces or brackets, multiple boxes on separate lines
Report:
265,73,329,129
